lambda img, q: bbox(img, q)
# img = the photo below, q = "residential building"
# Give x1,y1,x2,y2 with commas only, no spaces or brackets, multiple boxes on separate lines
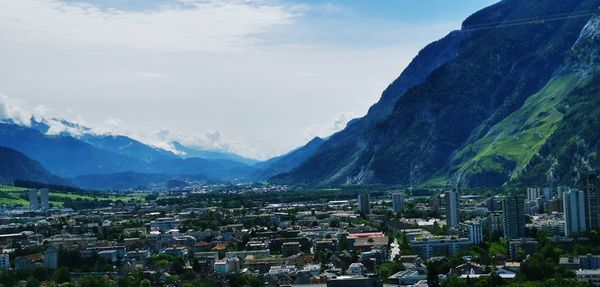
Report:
409,236,470,260
150,218,182,232
28,189,38,210
40,188,49,210
563,189,587,237
577,269,600,286
580,254,600,270
214,257,240,275
583,173,600,231
44,246,59,269
445,191,459,231
509,238,539,261
358,193,371,215
527,187,541,203
503,194,526,239
0,254,9,271
392,193,405,213
458,222,483,245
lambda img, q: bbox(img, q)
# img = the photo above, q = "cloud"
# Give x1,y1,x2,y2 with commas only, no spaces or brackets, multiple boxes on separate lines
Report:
0,93,33,126
303,112,356,141
0,0,297,52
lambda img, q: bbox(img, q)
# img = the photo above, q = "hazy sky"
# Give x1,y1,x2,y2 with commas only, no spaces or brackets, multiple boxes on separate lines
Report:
0,0,497,160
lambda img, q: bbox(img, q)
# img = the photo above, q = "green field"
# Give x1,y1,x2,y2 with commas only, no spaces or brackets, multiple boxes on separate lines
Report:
0,185,145,207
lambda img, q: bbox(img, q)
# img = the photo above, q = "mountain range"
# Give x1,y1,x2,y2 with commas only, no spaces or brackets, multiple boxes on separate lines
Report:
0,116,320,189
277,0,600,188
2,0,600,190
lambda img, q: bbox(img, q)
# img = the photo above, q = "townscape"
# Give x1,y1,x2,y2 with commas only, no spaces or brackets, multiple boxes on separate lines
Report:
3,0,600,286
0,174,600,287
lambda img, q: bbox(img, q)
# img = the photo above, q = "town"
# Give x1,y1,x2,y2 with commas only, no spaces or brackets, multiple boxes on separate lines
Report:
0,174,598,287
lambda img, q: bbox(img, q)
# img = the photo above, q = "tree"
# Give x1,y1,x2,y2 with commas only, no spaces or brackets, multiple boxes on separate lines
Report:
79,275,112,287
140,279,151,287
25,277,40,287
51,267,71,284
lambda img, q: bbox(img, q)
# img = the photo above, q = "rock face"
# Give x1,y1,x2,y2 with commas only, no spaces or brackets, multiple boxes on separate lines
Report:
277,0,600,188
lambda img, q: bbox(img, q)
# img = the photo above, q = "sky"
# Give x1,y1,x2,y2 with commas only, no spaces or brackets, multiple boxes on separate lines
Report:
0,0,498,160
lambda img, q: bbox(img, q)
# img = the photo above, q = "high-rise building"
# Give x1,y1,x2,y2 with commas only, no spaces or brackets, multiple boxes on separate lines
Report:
563,189,587,237
358,193,371,216
40,189,50,210
445,190,459,231
459,222,483,245
557,186,571,200
392,193,404,213
583,173,600,231
28,189,38,210
527,187,541,203
503,194,526,239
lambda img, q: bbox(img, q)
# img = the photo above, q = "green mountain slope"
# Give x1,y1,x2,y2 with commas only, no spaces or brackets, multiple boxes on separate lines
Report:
452,73,582,187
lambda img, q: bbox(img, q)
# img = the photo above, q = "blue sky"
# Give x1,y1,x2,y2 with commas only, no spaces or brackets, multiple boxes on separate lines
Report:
0,0,498,159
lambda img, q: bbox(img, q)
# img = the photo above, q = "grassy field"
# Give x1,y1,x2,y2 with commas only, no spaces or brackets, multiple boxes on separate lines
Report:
0,185,145,207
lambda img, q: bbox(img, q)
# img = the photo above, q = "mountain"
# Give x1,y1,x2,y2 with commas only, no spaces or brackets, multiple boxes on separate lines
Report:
0,123,143,178
170,141,258,165
80,134,177,163
277,0,600,188
253,137,325,179
0,122,257,187
0,146,65,185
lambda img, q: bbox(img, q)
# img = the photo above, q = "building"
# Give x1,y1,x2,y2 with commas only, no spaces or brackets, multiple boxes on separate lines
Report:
392,193,405,213
458,222,483,245
346,233,388,253
349,263,364,276
0,254,9,271
282,242,301,257
40,188,49,210
214,257,240,275
28,189,38,210
583,173,600,231
44,246,59,269
563,189,587,237
580,254,600,270
150,218,182,232
445,191,459,231
358,193,371,215
577,269,600,286
503,194,526,239
409,236,470,260
527,187,541,203
508,238,539,261
224,250,270,261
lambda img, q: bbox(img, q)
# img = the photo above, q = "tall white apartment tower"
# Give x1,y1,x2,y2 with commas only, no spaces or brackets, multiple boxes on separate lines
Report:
40,189,50,210
28,189,39,210
358,193,371,216
445,190,459,231
392,193,404,213
563,189,587,237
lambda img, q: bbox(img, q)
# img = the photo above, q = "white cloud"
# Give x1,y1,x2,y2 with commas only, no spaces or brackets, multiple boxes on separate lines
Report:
0,93,33,126
0,0,297,52
303,112,356,141
0,0,471,159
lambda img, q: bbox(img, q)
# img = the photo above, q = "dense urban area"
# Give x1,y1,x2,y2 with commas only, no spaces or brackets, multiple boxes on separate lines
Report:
0,174,600,287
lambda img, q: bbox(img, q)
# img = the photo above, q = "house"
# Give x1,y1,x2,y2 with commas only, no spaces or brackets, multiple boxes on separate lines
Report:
15,253,43,270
